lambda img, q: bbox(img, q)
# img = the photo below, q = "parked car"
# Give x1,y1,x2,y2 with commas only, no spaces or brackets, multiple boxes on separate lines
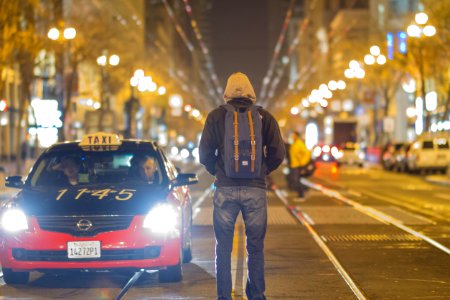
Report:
392,143,411,172
336,142,365,167
0,132,198,284
382,142,407,170
407,137,450,173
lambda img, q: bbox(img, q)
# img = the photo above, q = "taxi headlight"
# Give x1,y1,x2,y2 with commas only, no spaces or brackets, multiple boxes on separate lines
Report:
1,208,28,232
143,204,179,234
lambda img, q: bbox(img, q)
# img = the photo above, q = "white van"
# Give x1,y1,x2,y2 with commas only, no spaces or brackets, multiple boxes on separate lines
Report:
407,138,450,172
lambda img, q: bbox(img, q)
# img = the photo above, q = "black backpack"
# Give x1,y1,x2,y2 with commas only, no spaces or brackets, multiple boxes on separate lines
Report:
221,104,263,179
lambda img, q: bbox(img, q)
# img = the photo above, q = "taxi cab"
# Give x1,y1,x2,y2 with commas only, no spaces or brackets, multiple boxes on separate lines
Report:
0,133,198,284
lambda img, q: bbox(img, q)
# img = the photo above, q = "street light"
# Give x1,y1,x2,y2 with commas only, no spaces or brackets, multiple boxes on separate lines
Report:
47,27,77,41
345,60,365,79
363,45,386,66
97,53,120,109
47,26,77,141
406,12,437,132
407,12,436,38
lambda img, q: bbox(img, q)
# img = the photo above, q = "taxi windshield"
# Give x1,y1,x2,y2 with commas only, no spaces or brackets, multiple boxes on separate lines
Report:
28,150,163,187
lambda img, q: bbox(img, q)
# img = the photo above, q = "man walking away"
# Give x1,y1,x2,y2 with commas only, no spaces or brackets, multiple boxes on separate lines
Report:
289,132,310,201
199,72,285,300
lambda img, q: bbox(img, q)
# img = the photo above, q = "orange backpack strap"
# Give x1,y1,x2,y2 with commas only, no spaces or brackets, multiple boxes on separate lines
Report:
233,111,239,173
247,110,256,173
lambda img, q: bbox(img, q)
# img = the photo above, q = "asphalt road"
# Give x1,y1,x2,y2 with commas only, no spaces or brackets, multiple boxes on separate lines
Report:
1,161,449,299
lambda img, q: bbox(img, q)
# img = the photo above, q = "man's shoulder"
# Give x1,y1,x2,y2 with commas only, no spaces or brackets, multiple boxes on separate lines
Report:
208,106,226,117
256,107,277,122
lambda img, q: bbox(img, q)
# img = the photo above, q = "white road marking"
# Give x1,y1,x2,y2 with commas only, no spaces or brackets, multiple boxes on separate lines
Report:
347,189,362,197
192,184,214,220
301,211,315,225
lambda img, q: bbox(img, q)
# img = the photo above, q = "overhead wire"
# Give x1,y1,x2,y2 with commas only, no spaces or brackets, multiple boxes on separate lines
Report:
161,0,217,109
263,1,363,114
259,0,297,104
180,0,224,106
90,0,213,110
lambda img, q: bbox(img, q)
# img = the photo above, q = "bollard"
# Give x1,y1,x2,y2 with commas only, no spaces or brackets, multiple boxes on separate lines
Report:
0,166,5,192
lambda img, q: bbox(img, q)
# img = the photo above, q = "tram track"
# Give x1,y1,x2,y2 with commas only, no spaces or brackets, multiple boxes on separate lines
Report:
275,189,368,300
301,178,450,255
274,175,450,300
114,270,145,300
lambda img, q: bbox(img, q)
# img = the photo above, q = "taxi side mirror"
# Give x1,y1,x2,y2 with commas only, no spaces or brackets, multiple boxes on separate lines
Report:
173,173,198,187
5,176,24,189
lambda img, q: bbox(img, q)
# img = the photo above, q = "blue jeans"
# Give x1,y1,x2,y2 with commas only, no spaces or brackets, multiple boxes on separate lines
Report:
213,186,267,300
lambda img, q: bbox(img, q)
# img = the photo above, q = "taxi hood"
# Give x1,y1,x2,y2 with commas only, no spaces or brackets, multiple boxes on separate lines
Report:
15,184,169,216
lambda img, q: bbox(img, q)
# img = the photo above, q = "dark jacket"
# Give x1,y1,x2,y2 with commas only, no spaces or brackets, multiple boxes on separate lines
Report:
199,98,285,189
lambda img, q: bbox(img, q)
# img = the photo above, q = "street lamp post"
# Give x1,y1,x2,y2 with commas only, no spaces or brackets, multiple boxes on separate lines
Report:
47,26,77,141
96,53,119,133
96,53,120,110
407,12,436,133
363,45,388,145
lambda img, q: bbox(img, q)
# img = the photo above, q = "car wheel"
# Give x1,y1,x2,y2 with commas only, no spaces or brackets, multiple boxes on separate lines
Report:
2,268,29,285
182,212,193,263
159,255,183,283
182,245,193,264
182,225,193,263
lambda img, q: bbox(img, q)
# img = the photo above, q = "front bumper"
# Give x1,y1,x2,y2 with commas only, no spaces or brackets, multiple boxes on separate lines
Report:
0,216,181,272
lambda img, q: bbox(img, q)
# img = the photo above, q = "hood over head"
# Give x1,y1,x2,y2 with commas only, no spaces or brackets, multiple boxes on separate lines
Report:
223,72,256,104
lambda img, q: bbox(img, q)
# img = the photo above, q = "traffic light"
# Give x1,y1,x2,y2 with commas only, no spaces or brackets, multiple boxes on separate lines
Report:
0,99,8,112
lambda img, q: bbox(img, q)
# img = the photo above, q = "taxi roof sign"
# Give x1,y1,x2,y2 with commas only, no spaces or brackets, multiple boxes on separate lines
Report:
79,132,122,151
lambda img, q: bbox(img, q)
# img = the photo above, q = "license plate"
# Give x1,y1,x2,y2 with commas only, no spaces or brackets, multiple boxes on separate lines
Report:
67,241,101,258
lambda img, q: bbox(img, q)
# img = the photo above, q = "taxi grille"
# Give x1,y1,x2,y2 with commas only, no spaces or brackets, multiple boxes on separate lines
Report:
12,247,161,261
36,215,134,237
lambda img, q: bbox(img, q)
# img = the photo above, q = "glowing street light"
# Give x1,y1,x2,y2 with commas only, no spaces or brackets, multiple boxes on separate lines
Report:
48,27,77,41
109,54,120,66
63,27,77,40
407,24,421,37
415,12,428,25
158,86,166,95
290,107,299,115
364,54,375,65
407,12,436,38
423,25,436,37
47,28,60,40
96,55,107,66
376,54,387,65
370,45,381,56
328,80,338,91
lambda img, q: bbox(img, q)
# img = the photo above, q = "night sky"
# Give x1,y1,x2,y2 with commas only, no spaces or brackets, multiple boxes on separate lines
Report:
211,0,273,95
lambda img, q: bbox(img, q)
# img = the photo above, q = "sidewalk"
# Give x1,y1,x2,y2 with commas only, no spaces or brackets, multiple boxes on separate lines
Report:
425,175,450,186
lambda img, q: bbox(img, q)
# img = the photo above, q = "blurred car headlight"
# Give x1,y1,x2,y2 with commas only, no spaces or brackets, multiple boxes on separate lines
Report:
313,146,322,158
192,147,199,160
358,151,365,160
170,146,179,157
143,204,179,234
331,146,340,158
180,148,190,160
1,208,28,232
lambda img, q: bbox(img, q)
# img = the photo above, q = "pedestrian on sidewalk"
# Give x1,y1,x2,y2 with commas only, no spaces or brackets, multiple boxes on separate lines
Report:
199,72,285,300
289,131,311,201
